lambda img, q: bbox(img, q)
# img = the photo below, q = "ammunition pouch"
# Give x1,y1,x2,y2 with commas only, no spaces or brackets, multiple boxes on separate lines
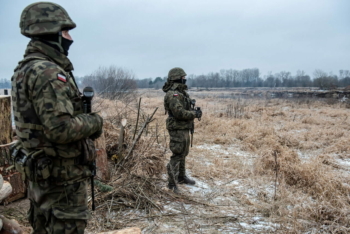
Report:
11,141,93,184
11,141,45,181
36,157,53,180
13,150,30,181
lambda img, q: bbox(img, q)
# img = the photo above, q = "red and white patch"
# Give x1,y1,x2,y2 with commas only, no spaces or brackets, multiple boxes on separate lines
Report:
57,73,67,82
173,94,179,97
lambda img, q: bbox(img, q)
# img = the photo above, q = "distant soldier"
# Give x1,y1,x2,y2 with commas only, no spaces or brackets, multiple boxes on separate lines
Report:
11,2,103,233
163,67,202,193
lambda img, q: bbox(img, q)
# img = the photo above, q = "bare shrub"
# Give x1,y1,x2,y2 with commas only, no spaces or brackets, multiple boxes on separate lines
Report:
225,98,249,118
82,65,137,103
89,94,170,218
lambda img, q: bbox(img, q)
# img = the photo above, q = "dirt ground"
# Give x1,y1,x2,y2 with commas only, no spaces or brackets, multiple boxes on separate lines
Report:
1,89,350,234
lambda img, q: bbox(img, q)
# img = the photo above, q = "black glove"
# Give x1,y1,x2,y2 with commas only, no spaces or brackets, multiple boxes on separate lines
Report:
89,113,103,140
90,129,103,140
195,107,202,119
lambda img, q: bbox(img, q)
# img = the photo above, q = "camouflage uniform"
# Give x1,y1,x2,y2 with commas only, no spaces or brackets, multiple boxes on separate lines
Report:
11,2,102,233
163,67,201,193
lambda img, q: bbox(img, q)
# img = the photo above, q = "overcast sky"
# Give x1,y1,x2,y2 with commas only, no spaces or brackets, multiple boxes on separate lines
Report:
1,0,349,79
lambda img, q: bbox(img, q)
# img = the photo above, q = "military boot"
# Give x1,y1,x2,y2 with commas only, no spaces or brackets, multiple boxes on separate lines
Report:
178,175,196,185
178,159,196,185
168,182,180,194
167,162,180,194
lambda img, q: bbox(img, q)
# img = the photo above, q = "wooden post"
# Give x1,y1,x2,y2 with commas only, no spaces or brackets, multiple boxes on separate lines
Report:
118,119,127,155
0,95,26,203
0,96,12,145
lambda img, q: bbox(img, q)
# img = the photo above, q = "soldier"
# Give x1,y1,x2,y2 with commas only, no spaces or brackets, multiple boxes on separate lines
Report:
163,67,202,193
11,2,103,233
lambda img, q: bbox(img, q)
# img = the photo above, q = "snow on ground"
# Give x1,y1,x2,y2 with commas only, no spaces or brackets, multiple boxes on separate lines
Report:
148,143,280,233
104,142,281,233
336,158,350,168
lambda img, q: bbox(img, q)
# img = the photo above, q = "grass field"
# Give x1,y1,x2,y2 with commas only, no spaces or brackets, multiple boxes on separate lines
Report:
84,88,350,233
1,88,349,233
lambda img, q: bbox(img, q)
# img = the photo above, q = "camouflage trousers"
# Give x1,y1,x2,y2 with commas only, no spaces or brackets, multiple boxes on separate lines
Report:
167,129,190,184
27,179,90,234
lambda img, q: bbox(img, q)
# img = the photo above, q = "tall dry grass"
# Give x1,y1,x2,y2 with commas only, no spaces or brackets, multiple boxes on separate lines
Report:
89,89,350,233
189,93,350,233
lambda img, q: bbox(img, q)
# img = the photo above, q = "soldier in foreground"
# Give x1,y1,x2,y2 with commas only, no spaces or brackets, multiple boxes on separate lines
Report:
11,2,103,233
163,67,202,193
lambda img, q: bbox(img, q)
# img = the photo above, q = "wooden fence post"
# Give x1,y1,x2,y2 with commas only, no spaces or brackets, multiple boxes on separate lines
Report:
0,95,26,203
118,119,127,155
0,96,12,146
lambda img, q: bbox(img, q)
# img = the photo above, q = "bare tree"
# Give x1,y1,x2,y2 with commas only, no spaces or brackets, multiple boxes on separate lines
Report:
313,69,338,89
82,65,137,101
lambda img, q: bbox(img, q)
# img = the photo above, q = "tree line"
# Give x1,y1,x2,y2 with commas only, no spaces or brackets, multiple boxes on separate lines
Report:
0,78,11,89
1,68,350,92
137,69,350,89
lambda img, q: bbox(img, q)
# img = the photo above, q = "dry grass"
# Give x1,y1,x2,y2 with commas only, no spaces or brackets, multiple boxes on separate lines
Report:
86,90,350,233
4,89,349,233
193,93,350,233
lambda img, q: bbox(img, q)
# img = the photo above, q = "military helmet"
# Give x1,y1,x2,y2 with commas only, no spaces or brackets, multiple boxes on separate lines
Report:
168,67,187,81
20,2,76,37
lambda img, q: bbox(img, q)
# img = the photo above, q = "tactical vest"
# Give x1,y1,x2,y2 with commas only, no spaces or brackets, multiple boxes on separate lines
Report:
164,87,193,130
11,56,92,184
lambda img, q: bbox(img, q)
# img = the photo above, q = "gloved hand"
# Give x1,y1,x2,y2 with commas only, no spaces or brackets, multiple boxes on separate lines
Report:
190,99,196,106
90,129,103,140
194,107,202,119
89,113,103,140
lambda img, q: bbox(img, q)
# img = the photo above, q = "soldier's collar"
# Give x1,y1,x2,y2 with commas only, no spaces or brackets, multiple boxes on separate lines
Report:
24,40,74,72
171,83,188,92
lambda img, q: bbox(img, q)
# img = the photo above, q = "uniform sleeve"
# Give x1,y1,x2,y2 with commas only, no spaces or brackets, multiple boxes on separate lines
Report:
167,92,196,120
32,69,102,144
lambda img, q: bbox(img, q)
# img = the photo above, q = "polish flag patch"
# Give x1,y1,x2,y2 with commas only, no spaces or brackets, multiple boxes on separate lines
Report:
173,94,179,97
57,73,67,82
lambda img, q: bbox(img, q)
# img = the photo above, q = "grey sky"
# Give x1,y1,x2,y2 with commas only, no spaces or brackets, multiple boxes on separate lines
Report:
1,0,349,79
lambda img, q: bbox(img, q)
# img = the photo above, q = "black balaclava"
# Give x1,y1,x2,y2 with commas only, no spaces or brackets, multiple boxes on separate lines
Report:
173,79,187,85
61,37,74,56
35,31,73,56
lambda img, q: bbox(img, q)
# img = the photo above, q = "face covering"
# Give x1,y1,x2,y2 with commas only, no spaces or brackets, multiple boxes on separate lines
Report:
61,37,74,56
174,79,187,84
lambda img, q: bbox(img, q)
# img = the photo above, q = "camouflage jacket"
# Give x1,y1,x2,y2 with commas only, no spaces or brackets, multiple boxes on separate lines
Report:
11,40,102,159
163,82,195,130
